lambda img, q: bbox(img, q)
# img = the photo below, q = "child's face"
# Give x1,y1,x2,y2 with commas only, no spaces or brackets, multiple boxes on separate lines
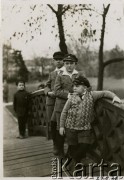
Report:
64,61,76,73
17,82,25,90
73,84,86,95
54,59,64,69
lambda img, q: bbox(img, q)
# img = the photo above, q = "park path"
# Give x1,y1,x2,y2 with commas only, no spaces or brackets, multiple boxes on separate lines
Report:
3,105,18,142
3,107,54,177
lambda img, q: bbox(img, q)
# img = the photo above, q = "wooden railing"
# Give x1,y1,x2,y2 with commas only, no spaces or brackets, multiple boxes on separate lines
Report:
93,99,124,174
28,90,124,173
28,89,49,139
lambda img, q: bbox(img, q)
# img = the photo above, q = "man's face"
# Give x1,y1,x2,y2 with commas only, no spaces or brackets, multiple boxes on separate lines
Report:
54,59,64,69
73,84,86,95
17,82,25,90
64,61,76,73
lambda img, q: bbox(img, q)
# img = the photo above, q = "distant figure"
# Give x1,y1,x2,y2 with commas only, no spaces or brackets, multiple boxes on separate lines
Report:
59,75,122,173
13,79,29,139
3,79,9,103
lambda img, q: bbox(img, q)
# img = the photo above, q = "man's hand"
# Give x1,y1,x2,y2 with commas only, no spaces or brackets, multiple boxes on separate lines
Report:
112,96,122,104
59,127,65,136
48,91,55,97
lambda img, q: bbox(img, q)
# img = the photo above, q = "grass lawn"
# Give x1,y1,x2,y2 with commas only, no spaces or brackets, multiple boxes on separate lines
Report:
5,77,124,118
89,77,124,99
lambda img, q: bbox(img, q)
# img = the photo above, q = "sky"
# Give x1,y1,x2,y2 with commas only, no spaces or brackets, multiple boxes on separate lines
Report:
2,0,124,60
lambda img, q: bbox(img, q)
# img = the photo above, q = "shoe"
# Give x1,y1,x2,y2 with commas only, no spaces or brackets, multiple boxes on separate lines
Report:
16,135,25,139
16,136,20,139
23,134,28,138
53,145,59,155
20,135,25,139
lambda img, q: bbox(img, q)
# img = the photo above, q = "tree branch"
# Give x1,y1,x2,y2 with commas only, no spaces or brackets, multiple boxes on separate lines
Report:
104,4,110,16
103,58,124,68
79,6,102,15
47,4,57,14
62,5,71,15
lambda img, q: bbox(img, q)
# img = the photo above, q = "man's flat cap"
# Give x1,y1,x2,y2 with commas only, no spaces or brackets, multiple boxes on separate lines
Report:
53,51,65,60
63,54,78,62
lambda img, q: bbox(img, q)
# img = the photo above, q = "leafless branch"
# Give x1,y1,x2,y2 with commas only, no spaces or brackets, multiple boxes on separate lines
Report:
79,6,102,16
62,5,71,15
103,58,124,68
47,4,57,15
103,4,110,16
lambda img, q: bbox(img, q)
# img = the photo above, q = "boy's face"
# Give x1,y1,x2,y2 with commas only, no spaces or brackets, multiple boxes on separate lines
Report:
17,82,25,90
73,84,86,95
64,61,76,73
54,59,64,69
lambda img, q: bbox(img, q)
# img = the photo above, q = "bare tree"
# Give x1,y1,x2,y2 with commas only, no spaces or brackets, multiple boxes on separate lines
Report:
47,4,70,54
97,4,124,90
97,4,110,90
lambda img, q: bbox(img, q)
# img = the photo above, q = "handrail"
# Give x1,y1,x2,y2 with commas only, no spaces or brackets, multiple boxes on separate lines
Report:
93,98,124,174
31,89,45,95
102,98,124,110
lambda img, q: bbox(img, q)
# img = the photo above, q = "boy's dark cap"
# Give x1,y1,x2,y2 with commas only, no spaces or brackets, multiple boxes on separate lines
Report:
63,54,78,62
53,51,65,60
73,75,90,87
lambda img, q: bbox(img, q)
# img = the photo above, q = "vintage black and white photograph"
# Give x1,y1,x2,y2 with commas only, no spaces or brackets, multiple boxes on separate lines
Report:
2,0,124,178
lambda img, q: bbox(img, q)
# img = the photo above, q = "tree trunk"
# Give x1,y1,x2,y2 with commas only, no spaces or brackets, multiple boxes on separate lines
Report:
97,64,104,90
97,13,105,90
97,5,110,90
56,7,68,54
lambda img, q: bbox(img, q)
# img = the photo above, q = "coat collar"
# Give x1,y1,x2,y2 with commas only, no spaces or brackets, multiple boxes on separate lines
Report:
54,67,59,72
62,68,78,77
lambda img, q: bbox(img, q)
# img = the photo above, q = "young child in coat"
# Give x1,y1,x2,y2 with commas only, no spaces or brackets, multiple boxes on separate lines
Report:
13,80,29,139
59,75,121,171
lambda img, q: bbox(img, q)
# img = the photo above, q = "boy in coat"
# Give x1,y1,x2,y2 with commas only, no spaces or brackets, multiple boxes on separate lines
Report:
59,75,121,175
44,51,65,155
54,54,79,156
13,80,29,139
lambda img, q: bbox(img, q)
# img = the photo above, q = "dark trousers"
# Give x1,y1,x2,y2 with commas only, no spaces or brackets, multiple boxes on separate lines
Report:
51,121,57,145
46,105,54,122
17,116,27,136
67,143,91,163
51,121,65,153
